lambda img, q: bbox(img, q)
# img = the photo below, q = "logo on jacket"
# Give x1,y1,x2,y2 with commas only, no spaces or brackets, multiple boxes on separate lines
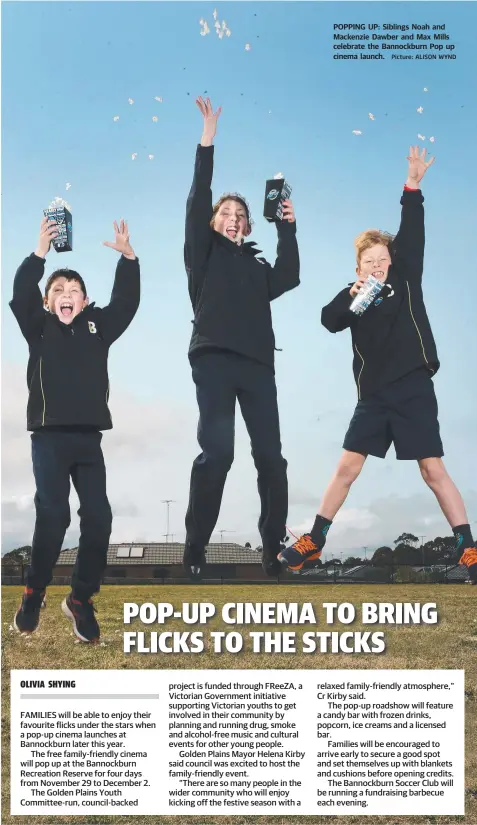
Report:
267,189,279,200
374,283,395,307
88,321,97,334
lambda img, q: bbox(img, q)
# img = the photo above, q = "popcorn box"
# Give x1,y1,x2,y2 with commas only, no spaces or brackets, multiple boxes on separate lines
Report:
43,198,73,253
350,275,384,315
263,174,292,222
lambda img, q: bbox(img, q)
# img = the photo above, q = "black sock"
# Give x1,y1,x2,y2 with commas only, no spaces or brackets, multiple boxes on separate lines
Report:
453,524,474,555
310,515,333,547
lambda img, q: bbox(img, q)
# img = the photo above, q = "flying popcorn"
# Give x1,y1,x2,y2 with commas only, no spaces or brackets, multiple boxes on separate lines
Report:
245,43,251,51
368,113,375,120
215,20,228,38
423,87,428,92
131,153,137,160
152,116,158,122
352,130,362,135
200,18,210,36
429,136,435,143
417,106,424,114
113,116,120,121
128,98,134,105
213,8,217,19
148,154,154,160
66,183,71,190
154,96,163,103
417,134,426,141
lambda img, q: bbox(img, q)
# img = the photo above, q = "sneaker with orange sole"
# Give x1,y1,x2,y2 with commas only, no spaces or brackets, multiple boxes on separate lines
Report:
459,547,477,585
278,534,323,572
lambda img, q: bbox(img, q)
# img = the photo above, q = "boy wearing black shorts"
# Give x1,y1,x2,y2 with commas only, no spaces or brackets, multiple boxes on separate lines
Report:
279,147,477,583
10,217,140,641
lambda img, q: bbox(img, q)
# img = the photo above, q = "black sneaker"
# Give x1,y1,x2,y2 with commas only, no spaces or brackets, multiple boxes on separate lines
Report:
261,543,281,577
14,588,45,634
61,593,100,642
278,533,324,571
183,543,206,580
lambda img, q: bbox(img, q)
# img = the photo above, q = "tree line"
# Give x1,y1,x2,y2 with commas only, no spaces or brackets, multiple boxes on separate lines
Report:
2,533,460,570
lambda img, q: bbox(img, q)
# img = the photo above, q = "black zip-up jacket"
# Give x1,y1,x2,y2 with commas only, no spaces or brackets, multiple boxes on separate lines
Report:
321,189,439,400
184,144,300,370
10,253,140,431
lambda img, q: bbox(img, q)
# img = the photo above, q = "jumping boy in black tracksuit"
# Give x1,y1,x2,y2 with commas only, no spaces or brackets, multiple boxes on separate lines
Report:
10,217,140,641
183,96,300,578
279,146,477,583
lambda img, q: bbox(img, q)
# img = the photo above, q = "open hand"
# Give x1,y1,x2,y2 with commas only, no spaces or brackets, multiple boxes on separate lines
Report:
406,145,435,187
281,199,295,223
103,220,136,260
35,217,58,259
197,96,222,146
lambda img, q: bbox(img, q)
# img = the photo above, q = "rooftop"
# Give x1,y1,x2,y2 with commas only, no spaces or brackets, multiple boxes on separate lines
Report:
57,542,262,565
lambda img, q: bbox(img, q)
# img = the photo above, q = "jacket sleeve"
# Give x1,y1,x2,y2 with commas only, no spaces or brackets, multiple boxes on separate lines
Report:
184,144,214,306
9,253,47,344
266,220,300,301
392,189,425,280
96,256,140,345
321,287,354,332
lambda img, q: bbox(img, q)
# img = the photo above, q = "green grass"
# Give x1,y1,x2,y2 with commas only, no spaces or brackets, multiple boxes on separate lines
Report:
2,584,476,825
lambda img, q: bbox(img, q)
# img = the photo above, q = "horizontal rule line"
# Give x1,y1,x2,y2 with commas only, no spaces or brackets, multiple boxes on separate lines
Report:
20,694,160,700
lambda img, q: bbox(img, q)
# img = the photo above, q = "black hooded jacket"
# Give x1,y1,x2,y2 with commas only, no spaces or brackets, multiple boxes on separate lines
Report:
10,253,140,431
321,189,439,400
184,144,300,370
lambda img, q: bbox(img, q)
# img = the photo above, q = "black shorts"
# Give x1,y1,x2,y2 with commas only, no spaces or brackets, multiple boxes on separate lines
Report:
343,369,444,460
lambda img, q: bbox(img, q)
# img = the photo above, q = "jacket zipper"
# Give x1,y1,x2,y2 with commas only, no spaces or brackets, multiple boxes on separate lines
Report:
39,358,46,426
354,344,365,400
405,281,432,372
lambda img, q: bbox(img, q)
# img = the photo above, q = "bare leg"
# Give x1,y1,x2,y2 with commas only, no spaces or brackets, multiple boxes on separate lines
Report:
418,458,468,527
318,450,367,520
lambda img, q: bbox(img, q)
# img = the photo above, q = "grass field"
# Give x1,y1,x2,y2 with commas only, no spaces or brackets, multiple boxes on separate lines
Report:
2,584,476,825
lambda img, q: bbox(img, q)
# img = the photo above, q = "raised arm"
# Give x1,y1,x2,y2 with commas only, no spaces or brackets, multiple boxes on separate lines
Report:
99,220,140,344
266,201,300,300
185,97,221,305
9,218,57,343
393,145,434,279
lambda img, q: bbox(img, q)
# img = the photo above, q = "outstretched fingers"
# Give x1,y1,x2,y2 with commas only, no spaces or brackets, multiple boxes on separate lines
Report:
196,95,221,119
195,96,207,115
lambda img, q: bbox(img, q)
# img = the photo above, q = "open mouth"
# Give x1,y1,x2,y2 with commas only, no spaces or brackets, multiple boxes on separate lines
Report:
372,270,385,279
226,227,238,239
60,302,74,317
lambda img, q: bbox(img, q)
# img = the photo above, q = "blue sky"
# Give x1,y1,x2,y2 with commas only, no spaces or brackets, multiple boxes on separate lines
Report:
2,2,476,554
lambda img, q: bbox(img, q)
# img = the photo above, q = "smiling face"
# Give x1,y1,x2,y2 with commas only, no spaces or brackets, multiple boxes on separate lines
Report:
357,243,392,283
44,277,88,324
212,197,251,244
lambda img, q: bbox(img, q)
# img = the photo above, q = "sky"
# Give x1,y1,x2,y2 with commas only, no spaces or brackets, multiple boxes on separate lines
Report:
2,2,476,557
